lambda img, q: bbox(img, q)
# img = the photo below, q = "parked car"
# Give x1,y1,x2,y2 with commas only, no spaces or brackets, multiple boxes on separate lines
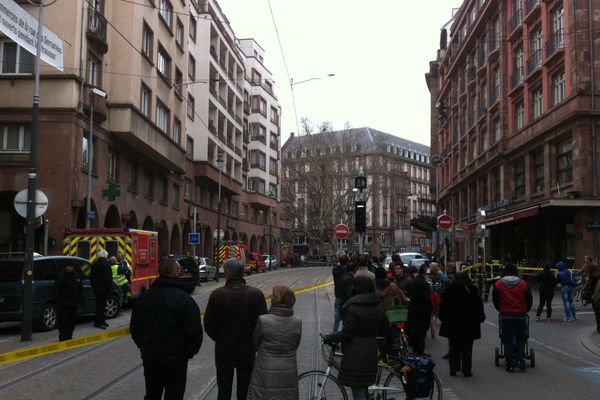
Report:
262,255,278,270
0,255,123,331
247,252,266,273
165,255,200,293
397,252,425,266
197,257,218,282
383,255,393,271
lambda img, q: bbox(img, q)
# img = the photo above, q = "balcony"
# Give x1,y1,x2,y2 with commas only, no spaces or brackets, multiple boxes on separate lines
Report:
488,34,500,61
109,106,185,174
524,0,541,23
478,103,487,120
527,49,543,76
243,159,249,172
545,30,564,61
243,102,250,115
87,8,108,54
489,86,500,108
467,66,476,85
210,46,218,61
235,147,242,156
243,131,250,143
208,120,216,135
82,85,108,122
510,67,524,90
508,11,523,39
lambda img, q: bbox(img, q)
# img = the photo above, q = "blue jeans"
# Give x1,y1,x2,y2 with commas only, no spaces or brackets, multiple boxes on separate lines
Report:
333,297,342,332
500,316,527,368
560,286,577,320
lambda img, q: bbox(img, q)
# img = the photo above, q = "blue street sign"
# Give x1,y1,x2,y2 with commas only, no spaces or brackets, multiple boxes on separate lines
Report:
87,211,96,219
188,233,200,245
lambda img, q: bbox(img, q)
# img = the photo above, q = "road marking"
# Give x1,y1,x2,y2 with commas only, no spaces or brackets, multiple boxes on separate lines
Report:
571,367,600,384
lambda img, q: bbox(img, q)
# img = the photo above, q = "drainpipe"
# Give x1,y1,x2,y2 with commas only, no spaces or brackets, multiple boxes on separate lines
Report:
589,0,597,197
78,0,86,109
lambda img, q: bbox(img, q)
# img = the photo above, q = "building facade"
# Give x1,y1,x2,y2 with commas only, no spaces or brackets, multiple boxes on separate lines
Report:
0,0,281,259
281,127,433,259
427,0,600,266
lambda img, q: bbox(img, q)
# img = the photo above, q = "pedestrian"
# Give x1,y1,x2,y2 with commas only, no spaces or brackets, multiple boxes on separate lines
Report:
117,252,132,284
109,256,130,304
535,264,557,321
581,255,599,307
374,267,409,307
130,258,203,400
389,261,411,291
247,286,302,400
90,249,113,329
300,254,305,268
55,263,84,341
354,254,375,282
204,258,268,400
325,276,387,400
555,260,578,322
439,272,485,377
429,262,446,338
592,269,600,334
332,255,349,332
406,265,432,355
492,262,532,373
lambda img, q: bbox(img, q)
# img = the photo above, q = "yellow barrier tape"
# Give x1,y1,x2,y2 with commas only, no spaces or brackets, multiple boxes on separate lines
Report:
0,327,130,365
0,281,334,365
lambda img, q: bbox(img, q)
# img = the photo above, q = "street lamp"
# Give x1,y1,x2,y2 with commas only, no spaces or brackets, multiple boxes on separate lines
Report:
430,155,442,259
289,74,335,135
215,150,224,282
268,191,274,271
85,87,108,229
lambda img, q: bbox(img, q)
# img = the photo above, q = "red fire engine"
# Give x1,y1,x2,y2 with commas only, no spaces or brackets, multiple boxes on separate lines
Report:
63,227,159,297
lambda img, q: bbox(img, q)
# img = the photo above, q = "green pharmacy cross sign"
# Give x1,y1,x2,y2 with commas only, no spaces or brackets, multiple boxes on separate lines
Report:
102,184,121,201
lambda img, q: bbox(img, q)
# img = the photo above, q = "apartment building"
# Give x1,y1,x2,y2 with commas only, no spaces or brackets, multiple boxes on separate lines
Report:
0,0,281,258
427,0,600,265
281,127,433,258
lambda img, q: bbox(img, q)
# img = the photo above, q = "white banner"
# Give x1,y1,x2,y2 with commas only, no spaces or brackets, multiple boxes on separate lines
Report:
0,0,64,71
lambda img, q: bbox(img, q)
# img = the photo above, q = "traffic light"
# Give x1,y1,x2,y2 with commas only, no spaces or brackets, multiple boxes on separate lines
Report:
355,200,366,233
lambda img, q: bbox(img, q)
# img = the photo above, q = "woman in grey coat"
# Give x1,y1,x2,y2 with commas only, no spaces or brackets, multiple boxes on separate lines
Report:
247,286,302,400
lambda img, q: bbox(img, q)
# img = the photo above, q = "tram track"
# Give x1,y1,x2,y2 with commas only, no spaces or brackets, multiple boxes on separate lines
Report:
81,363,143,400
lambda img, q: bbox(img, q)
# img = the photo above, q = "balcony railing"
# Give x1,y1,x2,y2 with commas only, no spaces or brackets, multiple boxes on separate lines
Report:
87,8,108,52
525,0,541,15
546,29,564,58
510,10,522,33
467,66,476,83
477,50,486,68
210,46,218,61
527,49,543,74
489,85,499,106
478,103,487,119
208,121,216,135
511,67,524,89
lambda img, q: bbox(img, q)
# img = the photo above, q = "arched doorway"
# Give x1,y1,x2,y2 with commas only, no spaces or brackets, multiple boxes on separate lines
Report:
104,205,121,228
142,216,154,231
240,233,248,247
181,221,192,255
231,231,239,241
259,236,267,254
204,226,212,258
76,198,99,228
125,211,139,229
250,235,258,252
170,223,181,255
157,220,169,256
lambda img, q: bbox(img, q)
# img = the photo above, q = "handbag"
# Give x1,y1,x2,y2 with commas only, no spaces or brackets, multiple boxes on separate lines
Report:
385,296,409,323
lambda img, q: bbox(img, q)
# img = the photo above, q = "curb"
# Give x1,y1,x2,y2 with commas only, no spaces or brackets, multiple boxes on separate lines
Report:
580,331,600,359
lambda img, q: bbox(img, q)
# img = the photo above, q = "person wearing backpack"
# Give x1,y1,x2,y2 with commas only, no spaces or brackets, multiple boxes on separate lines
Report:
556,261,578,322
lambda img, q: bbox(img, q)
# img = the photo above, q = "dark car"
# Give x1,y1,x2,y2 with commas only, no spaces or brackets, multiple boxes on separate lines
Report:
165,255,200,293
0,255,123,331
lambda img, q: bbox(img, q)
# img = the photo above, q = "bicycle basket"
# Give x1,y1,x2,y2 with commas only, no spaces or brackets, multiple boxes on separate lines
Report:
399,355,435,399
385,304,409,324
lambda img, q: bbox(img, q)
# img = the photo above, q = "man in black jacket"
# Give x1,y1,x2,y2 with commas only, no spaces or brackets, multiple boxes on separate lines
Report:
90,250,113,329
204,258,268,400
332,255,349,332
55,263,84,341
130,258,203,400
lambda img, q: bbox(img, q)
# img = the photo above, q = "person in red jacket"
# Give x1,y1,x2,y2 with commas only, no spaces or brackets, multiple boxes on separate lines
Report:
492,262,532,373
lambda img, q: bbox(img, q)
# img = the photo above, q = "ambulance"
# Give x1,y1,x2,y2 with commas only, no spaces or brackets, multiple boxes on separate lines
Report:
216,241,247,274
63,227,159,297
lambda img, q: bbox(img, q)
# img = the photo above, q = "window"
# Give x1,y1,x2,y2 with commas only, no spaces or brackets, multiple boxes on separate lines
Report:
270,106,278,124
175,18,184,48
157,46,171,78
173,118,181,145
553,70,565,105
184,178,193,200
87,53,102,86
552,6,564,46
557,138,572,184
249,177,266,193
145,170,154,198
514,47,524,83
515,101,524,130
187,94,195,120
250,150,266,170
530,27,542,68
107,149,118,182
174,68,183,94
140,83,151,117
142,23,153,59
160,177,168,203
156,101,170,134
1,125,31,151
251,124,266,140
514,159,525,198
82,134,90,169
532,87,543,119
493,118,502,142
189,15,197,42
251,69,261,85
533,151,544,194
269,131,278,148
159,0,173,30
127,160,137,191
0,40,34,74
173,184,180,209
188,55,195,80
186,136,194,158
269,157,278,175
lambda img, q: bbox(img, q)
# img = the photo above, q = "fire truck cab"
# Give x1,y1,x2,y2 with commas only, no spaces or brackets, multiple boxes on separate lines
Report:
63,228,159,298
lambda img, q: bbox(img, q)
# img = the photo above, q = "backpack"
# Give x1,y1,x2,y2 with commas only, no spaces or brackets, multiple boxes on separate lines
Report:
399,355,435,399
570,270,583,287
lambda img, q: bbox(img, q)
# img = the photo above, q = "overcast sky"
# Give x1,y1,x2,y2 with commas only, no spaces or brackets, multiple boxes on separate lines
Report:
217,0,462,147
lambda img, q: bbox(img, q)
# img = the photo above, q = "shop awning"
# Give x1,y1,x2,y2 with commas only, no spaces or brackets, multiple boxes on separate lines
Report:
485,206,540,227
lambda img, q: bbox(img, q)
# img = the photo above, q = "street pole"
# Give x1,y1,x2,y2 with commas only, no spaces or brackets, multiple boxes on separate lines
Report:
268,206,272,270
85,99,94,228
192,206,197,258
215,152,224,282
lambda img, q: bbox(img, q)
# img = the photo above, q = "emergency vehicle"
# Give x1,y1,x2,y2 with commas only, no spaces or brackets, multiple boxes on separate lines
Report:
216,241,247,273
63,227,159,297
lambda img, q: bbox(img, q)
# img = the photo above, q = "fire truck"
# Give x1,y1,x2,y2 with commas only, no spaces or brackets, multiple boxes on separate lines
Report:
216,241,248,273
63,227,159,297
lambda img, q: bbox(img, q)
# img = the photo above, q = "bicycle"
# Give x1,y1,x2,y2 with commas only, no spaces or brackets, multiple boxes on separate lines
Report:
298,333,348,399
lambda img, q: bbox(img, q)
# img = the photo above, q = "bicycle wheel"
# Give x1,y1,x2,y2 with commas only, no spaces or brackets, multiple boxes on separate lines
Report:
430,371,443,400
574,286,584,311
321,341,342,370
377,368,406,400
298,370,348,400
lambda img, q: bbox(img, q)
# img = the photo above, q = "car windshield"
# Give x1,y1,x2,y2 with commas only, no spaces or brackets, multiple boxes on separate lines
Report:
0,260,23,281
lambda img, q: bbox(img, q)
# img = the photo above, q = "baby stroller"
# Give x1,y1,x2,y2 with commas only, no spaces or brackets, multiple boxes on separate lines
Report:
494,314,535,368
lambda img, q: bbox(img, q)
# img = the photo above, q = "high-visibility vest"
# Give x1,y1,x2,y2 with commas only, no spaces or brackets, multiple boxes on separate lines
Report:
111,264,129,286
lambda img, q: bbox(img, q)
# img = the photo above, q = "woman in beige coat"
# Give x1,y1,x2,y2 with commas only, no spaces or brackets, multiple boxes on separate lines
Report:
247,286,302,400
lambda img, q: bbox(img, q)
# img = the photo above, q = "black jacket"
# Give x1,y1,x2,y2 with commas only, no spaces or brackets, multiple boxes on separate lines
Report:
336,271,354,304
330,293,387,387
332,264,346,298
55,271,83,308
204,278,268,368
90,258,113,293
130,277,203,363
538,270,557,294
439,282,485,340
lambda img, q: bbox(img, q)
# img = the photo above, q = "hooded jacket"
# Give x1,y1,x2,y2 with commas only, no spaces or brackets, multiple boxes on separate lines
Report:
556,261,575,287
492,275,532,315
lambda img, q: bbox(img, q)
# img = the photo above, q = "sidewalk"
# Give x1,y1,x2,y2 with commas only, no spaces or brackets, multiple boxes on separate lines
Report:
580,329,600,359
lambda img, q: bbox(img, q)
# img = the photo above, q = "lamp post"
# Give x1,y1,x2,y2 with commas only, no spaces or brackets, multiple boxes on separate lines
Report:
268,191,273,271
289,74,335,135
215,150,224,282
430,155,442,261
85,87,107,229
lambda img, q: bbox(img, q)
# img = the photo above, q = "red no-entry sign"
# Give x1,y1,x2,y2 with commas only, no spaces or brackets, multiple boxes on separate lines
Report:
334,224,350,240
437,214,453,230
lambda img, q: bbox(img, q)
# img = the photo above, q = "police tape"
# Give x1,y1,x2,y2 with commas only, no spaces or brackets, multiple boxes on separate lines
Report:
0,326,130,365
0,281,334,365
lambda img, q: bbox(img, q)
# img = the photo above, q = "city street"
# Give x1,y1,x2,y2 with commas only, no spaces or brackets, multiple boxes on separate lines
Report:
0,267,599,399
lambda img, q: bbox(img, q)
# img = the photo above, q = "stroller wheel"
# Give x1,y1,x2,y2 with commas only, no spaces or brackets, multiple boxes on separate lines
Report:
529,348,535,368
494,347,500,367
